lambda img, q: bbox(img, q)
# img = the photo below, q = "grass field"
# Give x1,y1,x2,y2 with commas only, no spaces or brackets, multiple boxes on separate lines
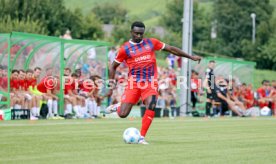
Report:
1,117,276,164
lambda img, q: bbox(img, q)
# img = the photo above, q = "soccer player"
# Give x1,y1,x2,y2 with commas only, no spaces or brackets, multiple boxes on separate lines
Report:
37,67,59,118
203,60,216,117
106,21,201,144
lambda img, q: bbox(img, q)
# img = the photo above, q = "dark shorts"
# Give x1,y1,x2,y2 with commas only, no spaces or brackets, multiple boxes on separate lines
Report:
206,90,216,100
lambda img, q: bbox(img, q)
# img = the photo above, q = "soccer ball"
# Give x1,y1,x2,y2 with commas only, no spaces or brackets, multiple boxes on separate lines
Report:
123,127,141,144
260,106,271,116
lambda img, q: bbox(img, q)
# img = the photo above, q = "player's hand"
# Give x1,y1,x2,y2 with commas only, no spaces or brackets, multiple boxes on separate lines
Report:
191,55,202,64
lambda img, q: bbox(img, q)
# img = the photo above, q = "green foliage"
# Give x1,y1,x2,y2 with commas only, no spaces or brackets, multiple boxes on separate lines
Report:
0,15,47,34
0,0,103,40
213,0,274,57
92,3,127,24
259,33,276,70
161,0,211,49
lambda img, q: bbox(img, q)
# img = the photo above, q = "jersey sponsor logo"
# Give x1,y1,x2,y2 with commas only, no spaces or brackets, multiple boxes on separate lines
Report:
134,55,151,62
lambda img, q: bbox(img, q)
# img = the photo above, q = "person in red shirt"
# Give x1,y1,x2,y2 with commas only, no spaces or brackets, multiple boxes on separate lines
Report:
268,80,276,115
10,70,23,109
33,67,42,84
106,21,201,144
17,70,33,109
37,67,59,118
25,69,40,118
241,84,254,109
63,73,83,118
257,80,271,109
0,65,8,101
191,70,201,110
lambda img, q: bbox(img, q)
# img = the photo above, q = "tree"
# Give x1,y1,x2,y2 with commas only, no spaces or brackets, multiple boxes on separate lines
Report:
213,0,274,58
161,0,211,48
92,3,127,24
0,15,47,34
0,0,104,40
258,33,276,70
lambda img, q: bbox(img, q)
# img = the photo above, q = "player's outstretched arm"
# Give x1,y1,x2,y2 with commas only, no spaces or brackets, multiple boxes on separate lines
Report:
109,61,120,80
163,44,202,63
107,61,120,96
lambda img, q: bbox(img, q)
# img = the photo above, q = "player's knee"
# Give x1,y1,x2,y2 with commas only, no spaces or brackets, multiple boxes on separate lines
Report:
117,106,131,118
118,111,128,118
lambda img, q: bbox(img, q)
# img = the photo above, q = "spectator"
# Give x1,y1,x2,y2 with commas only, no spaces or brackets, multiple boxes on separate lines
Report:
191,70,200,110
268,80,276,115
62,29,72,40
108,47,117,65
257,80,271,109
203,60,216,116
166,53,176,69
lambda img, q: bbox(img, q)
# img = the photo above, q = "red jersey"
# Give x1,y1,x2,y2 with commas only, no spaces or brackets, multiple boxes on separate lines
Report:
115,38,165,83
25,78,36,91
244,89,254,108
10,78,19,91
191,78,200,93
79,81,94,92
37,76,56,93
0,77,8,89
257,87,269,108
64,83,73,95
18,79,26,91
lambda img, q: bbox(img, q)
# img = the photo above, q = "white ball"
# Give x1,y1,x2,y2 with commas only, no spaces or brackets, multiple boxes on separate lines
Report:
123,127,141,144
260,106,271,116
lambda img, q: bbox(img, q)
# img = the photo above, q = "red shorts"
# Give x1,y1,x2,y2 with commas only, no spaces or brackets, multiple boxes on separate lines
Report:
121,82,158,104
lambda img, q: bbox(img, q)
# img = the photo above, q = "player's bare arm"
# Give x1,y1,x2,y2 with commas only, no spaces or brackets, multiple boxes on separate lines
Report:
163,44,202,63
107,61,120,96
109,61,120,80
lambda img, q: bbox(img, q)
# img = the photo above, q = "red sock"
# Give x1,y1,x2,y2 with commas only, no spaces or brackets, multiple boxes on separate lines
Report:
140,109,155,137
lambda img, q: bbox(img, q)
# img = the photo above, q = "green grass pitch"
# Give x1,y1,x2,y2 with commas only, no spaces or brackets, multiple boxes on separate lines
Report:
1,117,276,164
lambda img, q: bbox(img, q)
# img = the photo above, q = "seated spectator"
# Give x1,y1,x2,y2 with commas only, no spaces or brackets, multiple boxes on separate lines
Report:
269,80,276,115
108,47,117,65
257,80,272,109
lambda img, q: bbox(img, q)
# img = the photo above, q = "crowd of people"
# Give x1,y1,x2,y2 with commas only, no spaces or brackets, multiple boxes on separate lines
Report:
0,46,275,120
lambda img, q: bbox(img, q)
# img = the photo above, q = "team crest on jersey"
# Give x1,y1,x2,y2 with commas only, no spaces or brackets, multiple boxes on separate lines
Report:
145,45,150,50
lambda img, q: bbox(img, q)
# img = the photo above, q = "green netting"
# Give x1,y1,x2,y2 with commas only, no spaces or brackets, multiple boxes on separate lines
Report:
191,57,256,86
0,34,10,110
0,32,110,113
189,56,256,112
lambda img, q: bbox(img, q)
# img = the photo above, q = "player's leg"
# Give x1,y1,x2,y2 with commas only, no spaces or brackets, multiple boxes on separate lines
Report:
139,82,159,144
139,95,157,144
105,86,140,118
205,92,212,116
225,99,243,116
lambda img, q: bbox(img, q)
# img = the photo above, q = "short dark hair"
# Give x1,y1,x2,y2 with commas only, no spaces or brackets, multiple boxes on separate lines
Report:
131,21,145,30
90,75,101,82
12,69,19,74
26,69,34,74
209,60,215,63
64,67,71,73
262,80,269,85
19,69,25,73
34,67,42,71
71,73,78,78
